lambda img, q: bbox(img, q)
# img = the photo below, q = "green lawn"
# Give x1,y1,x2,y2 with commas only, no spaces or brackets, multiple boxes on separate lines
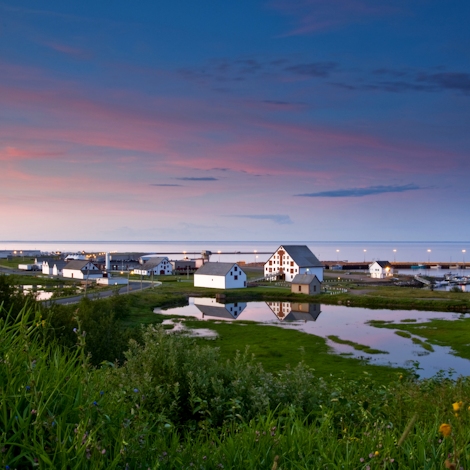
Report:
371,315,470,361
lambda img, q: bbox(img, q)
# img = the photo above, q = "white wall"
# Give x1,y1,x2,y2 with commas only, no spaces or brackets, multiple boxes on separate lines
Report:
194,274,227,289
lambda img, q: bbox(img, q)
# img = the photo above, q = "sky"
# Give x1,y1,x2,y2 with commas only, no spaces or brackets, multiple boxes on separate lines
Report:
1,0,469,242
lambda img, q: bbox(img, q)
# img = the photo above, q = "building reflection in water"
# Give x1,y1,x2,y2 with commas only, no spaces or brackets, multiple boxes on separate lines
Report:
266,302,321,322
194,298,247,320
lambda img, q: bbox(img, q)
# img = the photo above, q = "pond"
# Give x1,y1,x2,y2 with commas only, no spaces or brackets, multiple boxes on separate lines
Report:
155,298,470,379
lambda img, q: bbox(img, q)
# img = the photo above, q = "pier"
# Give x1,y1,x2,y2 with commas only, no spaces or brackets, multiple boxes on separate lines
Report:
322,261,469,270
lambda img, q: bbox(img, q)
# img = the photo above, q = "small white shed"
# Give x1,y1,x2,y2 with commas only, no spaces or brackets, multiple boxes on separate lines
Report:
194,262,247,289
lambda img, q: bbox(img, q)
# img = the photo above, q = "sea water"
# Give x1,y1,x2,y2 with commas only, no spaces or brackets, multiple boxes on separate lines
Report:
0,240,468,264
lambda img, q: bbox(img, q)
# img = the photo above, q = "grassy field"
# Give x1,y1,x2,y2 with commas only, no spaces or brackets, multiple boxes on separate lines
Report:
371,315,470,360
180,318,404,382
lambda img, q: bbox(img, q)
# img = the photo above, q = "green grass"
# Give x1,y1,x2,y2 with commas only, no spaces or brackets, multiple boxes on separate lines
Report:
5,306,470,469
327,334,389,355
181,319,400,382
372,317,470,359
395,330,412,338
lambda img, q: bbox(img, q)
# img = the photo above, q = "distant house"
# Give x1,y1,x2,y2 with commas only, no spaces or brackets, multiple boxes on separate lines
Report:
42,260,67,276
194,262,247,289
291,273,321,295
194,298,247,319
133,257,172,276
369,261,393,279
171,259,197,274
62,260,102,279
264,245,324,282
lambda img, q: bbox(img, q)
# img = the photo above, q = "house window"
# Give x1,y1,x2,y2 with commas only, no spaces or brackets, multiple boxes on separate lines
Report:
314,285,317,292
269,261,272,265
298,286,301,292
234,275,238,280
230,271,233,275
290,269,294,273
269,268,272,272
290,261,294,266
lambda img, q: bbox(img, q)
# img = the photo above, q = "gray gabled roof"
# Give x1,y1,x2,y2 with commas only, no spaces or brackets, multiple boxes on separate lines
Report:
53,260,67,269
291,273,320,285
195,262,244,276
64,260,95,271
280,245,323,267
142,257,168,269
374,260,392,268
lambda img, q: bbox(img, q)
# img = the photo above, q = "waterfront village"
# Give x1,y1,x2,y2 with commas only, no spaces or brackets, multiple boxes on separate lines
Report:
1,245,468,296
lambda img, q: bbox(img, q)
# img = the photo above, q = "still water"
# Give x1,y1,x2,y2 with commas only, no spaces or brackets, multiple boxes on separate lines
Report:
156,298,470,379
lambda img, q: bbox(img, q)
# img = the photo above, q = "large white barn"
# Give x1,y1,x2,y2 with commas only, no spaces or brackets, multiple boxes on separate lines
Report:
264,245,324,282
194,262,247,289
133,257,172,276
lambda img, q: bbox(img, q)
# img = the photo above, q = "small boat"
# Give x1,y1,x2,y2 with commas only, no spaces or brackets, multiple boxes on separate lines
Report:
430,265,442,269
330,264,343,270
411,264,426,269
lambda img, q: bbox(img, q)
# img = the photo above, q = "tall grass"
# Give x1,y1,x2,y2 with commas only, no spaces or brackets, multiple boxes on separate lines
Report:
2,304,470,468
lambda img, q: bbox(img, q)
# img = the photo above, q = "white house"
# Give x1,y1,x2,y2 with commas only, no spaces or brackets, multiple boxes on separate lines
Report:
42,260,67,276
369,260,393,279
62,260,103,279
194,262,247,289
264,245,324,283
194,298,247,320
133,257,172,276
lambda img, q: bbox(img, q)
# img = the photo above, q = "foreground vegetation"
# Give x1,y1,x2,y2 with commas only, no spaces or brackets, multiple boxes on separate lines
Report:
2,274,470,468
3,305,470,469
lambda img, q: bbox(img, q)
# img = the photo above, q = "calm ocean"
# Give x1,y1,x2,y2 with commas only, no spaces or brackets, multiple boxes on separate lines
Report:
1,240,468,264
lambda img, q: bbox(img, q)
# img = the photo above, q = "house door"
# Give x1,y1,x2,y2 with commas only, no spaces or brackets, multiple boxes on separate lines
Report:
160,270,165,275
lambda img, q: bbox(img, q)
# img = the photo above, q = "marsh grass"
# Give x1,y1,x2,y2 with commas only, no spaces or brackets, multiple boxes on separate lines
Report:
3,304,470,468
327,335,389,355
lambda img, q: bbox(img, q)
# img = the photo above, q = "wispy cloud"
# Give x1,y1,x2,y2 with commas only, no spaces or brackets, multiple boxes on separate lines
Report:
269,0,403,35
176,177,218,181
296,184,422,198
150,183,182,187
229,214,293,225
285,62,338,77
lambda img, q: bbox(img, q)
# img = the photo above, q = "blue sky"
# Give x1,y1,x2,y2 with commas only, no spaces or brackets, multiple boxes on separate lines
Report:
0,0,469,241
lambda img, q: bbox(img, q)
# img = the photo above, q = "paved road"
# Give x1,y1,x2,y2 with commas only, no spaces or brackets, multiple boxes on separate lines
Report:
42,281,161,306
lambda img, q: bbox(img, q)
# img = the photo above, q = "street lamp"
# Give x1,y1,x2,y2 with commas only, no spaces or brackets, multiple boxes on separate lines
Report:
254,250,257,263
363,249,366,263
336,249,340,262
393,249,397,263
463,250,466,269
218,250,221,262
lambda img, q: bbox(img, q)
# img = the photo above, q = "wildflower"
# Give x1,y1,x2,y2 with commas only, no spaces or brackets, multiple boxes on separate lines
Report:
452,401,463,412
439,423,452,437
31,409,37,415
26,385,31,391
73,328,77,333
100,391,104,396
52,421,56,427
101,449,106,455
133,388,139,393
93,401,98,406
374,451,380,456
203,456,207,460
399,374,403,380
360,458,365,462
